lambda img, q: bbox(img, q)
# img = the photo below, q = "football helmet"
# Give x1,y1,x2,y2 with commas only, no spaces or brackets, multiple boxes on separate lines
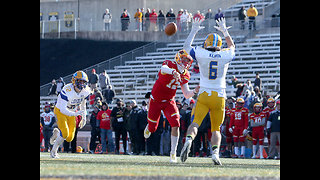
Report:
174,49,193,71
71,71,88,90
203,33,222,49
236,97,244,108
253,102,263,113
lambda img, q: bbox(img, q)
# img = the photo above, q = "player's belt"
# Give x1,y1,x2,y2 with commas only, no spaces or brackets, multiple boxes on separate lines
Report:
150,94,173,103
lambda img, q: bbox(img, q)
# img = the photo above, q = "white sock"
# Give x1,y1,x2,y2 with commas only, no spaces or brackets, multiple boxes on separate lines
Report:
241,146,246,156
52,134,64,154
170,135,179,155
252,145,257,157
234,147,239,156
259,145,264,158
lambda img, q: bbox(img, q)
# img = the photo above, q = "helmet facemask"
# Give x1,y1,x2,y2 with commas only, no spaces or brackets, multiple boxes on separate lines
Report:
175,50,193,72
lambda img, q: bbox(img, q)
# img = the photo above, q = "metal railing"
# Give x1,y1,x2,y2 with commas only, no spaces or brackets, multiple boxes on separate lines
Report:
40,41,166,96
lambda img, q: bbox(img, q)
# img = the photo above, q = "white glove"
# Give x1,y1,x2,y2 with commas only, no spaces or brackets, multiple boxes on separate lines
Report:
172,70,182,83
214,17,232,37
191,18,205,32
229,127,233,133
243,129,248,136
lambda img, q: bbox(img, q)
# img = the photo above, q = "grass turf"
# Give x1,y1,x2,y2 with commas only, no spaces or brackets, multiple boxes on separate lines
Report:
40,152,280,178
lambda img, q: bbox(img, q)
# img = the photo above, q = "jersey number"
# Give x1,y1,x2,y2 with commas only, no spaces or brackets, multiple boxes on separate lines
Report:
166,79,179,90
209,61,218,80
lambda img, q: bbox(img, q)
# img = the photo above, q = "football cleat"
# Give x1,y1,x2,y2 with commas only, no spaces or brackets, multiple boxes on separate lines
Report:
50,150,60,159
144,124,151,139
50,128,60,145
170,153,177,163
180,139,192,163
212,149,222,165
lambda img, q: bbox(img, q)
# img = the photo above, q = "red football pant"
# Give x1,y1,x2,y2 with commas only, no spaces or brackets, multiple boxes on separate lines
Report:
232,126,245,143
147,99,180,133
252,126,264,145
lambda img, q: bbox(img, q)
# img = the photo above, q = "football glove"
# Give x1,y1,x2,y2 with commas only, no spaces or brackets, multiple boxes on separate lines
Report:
214,17,232,37
191,18,205,32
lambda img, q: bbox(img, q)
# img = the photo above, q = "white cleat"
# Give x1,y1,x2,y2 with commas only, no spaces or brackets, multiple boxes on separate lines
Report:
144,125,151,139
50,150,60,159
50,128,60,145
212,149,222,165
170,153,177,163
180,139,192,163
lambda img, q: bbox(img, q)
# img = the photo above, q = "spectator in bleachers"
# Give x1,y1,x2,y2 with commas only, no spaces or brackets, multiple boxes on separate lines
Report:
105,86,115,104
102,8,112,31
120,9,130,31
89,105,101,154
180,9,190,32
89,69,99,90
158,10,165,32
149,9,158,31
193,10,204,21
144,8,151,31
99,70,111,99
247,4,258,30
238,6,246,30
204,8,214,32
134,8,143,31
254,72,261,91
176,9,183,32
166,8,176,23
214,8,224,21
48,79,57,96
56,77,65,95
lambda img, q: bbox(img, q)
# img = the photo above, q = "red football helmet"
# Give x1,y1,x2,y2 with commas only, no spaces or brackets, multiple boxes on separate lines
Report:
174,49,193,71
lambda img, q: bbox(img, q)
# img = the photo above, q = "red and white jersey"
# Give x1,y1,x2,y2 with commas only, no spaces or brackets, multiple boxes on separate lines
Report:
262,106,275,122
249,112,267,127
229,107,249,129
40,111,55,126
151,60,190,101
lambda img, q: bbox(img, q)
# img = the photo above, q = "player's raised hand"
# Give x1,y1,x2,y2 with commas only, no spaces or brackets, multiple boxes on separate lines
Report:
214,17,232,37
192,18,205,32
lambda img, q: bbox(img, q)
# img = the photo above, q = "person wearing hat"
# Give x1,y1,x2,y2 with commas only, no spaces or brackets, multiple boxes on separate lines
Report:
267,100,280,159
89,68,99,90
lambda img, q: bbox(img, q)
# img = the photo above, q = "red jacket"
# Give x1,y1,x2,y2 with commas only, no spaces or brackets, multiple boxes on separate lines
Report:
97,109,112,130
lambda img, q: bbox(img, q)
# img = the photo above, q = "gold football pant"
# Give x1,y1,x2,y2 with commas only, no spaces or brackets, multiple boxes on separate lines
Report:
191,91,225,132
54,107,76,142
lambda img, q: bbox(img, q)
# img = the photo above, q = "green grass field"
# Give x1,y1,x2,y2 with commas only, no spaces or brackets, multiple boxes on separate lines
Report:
40,152,280,179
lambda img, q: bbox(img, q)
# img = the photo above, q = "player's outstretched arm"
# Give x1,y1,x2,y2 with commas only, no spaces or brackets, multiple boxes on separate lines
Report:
214,17,235,49
183,18,204,53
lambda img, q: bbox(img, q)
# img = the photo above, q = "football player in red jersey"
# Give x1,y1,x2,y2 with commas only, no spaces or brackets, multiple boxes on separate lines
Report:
249,103,267,159
144,49,200,163
229,98,249,158
262,97,276,145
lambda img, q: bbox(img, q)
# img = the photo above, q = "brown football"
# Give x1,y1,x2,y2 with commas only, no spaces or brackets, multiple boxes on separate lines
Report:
165,22,177,36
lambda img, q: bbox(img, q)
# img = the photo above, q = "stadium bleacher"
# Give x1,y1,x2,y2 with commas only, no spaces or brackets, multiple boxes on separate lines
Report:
40,32,280,114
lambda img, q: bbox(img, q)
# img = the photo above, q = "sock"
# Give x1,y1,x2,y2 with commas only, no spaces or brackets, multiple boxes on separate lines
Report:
259,145,264,158
186,135,193,141
212,145,219,155
241,146,246,156
234,147,239,156
52,134,65,154
170,135,179,155
252,145,257,157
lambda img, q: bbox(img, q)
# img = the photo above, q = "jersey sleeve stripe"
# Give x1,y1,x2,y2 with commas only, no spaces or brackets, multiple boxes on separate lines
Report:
190,48,197,61
59,92,69,102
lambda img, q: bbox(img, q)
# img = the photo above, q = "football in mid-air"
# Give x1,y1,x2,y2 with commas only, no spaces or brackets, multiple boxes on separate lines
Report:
165,22,177,36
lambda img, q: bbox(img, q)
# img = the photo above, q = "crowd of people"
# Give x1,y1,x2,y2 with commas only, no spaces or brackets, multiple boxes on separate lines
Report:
41,68,279,160
102,4,259,32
